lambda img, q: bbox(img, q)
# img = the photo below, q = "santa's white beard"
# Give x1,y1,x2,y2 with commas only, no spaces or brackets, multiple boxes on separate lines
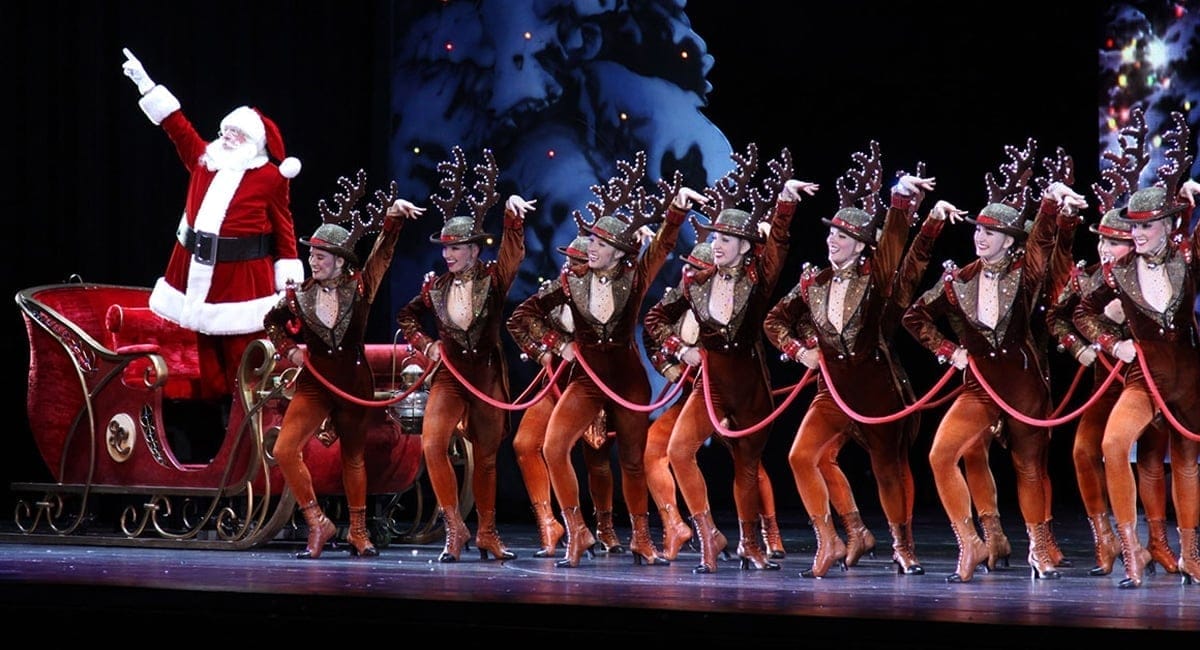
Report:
203,139,263,172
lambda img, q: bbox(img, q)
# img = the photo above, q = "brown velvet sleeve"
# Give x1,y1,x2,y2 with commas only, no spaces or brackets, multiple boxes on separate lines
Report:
1021,198,1061,307
361,216,403,304
643,285,690,351
871,204,911,298
395,287,435,354
1073,277,1121,355
637,205,686,291
507,284,568,360
495,206,527,292
1045,280,1089,359
759,199,797,295
763,283,814,354
893,215,944,310
902,282,955,357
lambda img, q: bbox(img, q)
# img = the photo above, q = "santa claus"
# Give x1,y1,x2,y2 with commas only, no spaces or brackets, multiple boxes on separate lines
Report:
122,47,304,399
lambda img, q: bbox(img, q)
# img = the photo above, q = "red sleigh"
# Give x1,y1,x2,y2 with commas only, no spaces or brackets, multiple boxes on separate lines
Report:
13,281,472,549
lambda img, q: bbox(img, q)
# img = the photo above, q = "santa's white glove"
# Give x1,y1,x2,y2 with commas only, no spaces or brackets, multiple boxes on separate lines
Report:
1112,339,1137,364
1075,346,1097,367
121,48,157,95
1102,298,1125,324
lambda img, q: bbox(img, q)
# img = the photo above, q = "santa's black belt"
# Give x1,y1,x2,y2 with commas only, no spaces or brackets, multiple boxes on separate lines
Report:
177,226,273,265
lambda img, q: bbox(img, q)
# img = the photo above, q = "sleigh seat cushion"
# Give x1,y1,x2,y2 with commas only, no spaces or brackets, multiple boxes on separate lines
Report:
104,305,203,400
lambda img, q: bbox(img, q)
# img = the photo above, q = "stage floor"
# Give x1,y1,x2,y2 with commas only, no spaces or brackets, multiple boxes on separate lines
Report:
1,508,1196,645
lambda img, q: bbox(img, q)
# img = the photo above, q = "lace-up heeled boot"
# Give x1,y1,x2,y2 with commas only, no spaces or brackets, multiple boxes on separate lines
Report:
1178,526,1199,585
594,509,625,554
438,506,471,563
659,504,693,561
1026,522,1063,580
475,509,516,561
296,500,337,560
1043,519,1071,568
347,506,378,557
1146,518,1178,574
840,510,876,566
556,506,597,568
531,501,564,558
802,514,847,578
738,519,781,571
1116,521,1152,588
978,512,1011,570
629,513,669,566
1086,513,1120,576
690,510,719,574
888,520,924,575
761,514,785,559
946,517,989,583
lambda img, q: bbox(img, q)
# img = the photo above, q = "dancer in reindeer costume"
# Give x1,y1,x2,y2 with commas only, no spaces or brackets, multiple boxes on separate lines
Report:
396,148,536,563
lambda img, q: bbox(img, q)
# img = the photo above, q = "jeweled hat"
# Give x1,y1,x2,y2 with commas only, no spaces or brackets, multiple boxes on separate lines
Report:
966,202,1029,240
431,216,495,246
684,241,715,270
300,223,358,265
1119,186,1186,224
586,214,643,254
557,235,590,261
1090,209,1134,241
822,207,877,246
697,208,764,243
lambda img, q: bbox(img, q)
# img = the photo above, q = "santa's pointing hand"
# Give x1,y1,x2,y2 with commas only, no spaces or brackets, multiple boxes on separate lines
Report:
121,47,156,95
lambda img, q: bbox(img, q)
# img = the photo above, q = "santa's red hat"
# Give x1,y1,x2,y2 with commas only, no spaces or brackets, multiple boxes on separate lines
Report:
221,105,301,179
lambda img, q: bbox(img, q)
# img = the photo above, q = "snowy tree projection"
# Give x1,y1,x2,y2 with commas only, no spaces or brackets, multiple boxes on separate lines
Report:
1100,1,1199,314
384,0,735,323
1099,2,1199,204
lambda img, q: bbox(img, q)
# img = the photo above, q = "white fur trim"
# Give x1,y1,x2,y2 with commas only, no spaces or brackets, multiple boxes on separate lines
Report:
220,106,265,144
150,278,282,335
178,169,244,327
275,258,305,291
278,157,301,179
138,85,181,125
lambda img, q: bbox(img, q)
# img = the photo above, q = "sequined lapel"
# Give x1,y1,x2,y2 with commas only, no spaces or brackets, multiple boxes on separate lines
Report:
1112,255,1185,322
568,269,631,328
297,282,355,348
952,263,1020,339
428,272,494,342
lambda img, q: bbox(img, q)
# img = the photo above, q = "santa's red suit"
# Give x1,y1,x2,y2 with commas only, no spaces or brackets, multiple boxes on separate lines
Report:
136,86,304,397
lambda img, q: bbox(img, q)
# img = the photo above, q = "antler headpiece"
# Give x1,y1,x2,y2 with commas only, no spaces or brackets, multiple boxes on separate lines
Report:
573,151,681,254
690,143,794,244
821,140,883,246
1090,106,1147,240
1121,110,1193,225
300,168,397,266
966,138,1037,240
429,146,501,246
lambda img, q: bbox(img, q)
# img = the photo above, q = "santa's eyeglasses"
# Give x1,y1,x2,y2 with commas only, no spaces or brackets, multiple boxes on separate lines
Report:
218,127,250,144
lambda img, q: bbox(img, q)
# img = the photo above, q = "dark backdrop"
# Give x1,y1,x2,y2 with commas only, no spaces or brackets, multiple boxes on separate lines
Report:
6,1,1106,523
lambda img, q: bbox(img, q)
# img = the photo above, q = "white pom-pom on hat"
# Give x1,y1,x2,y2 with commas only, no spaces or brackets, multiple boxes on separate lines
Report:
278,156,302,179
254,108,301,179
